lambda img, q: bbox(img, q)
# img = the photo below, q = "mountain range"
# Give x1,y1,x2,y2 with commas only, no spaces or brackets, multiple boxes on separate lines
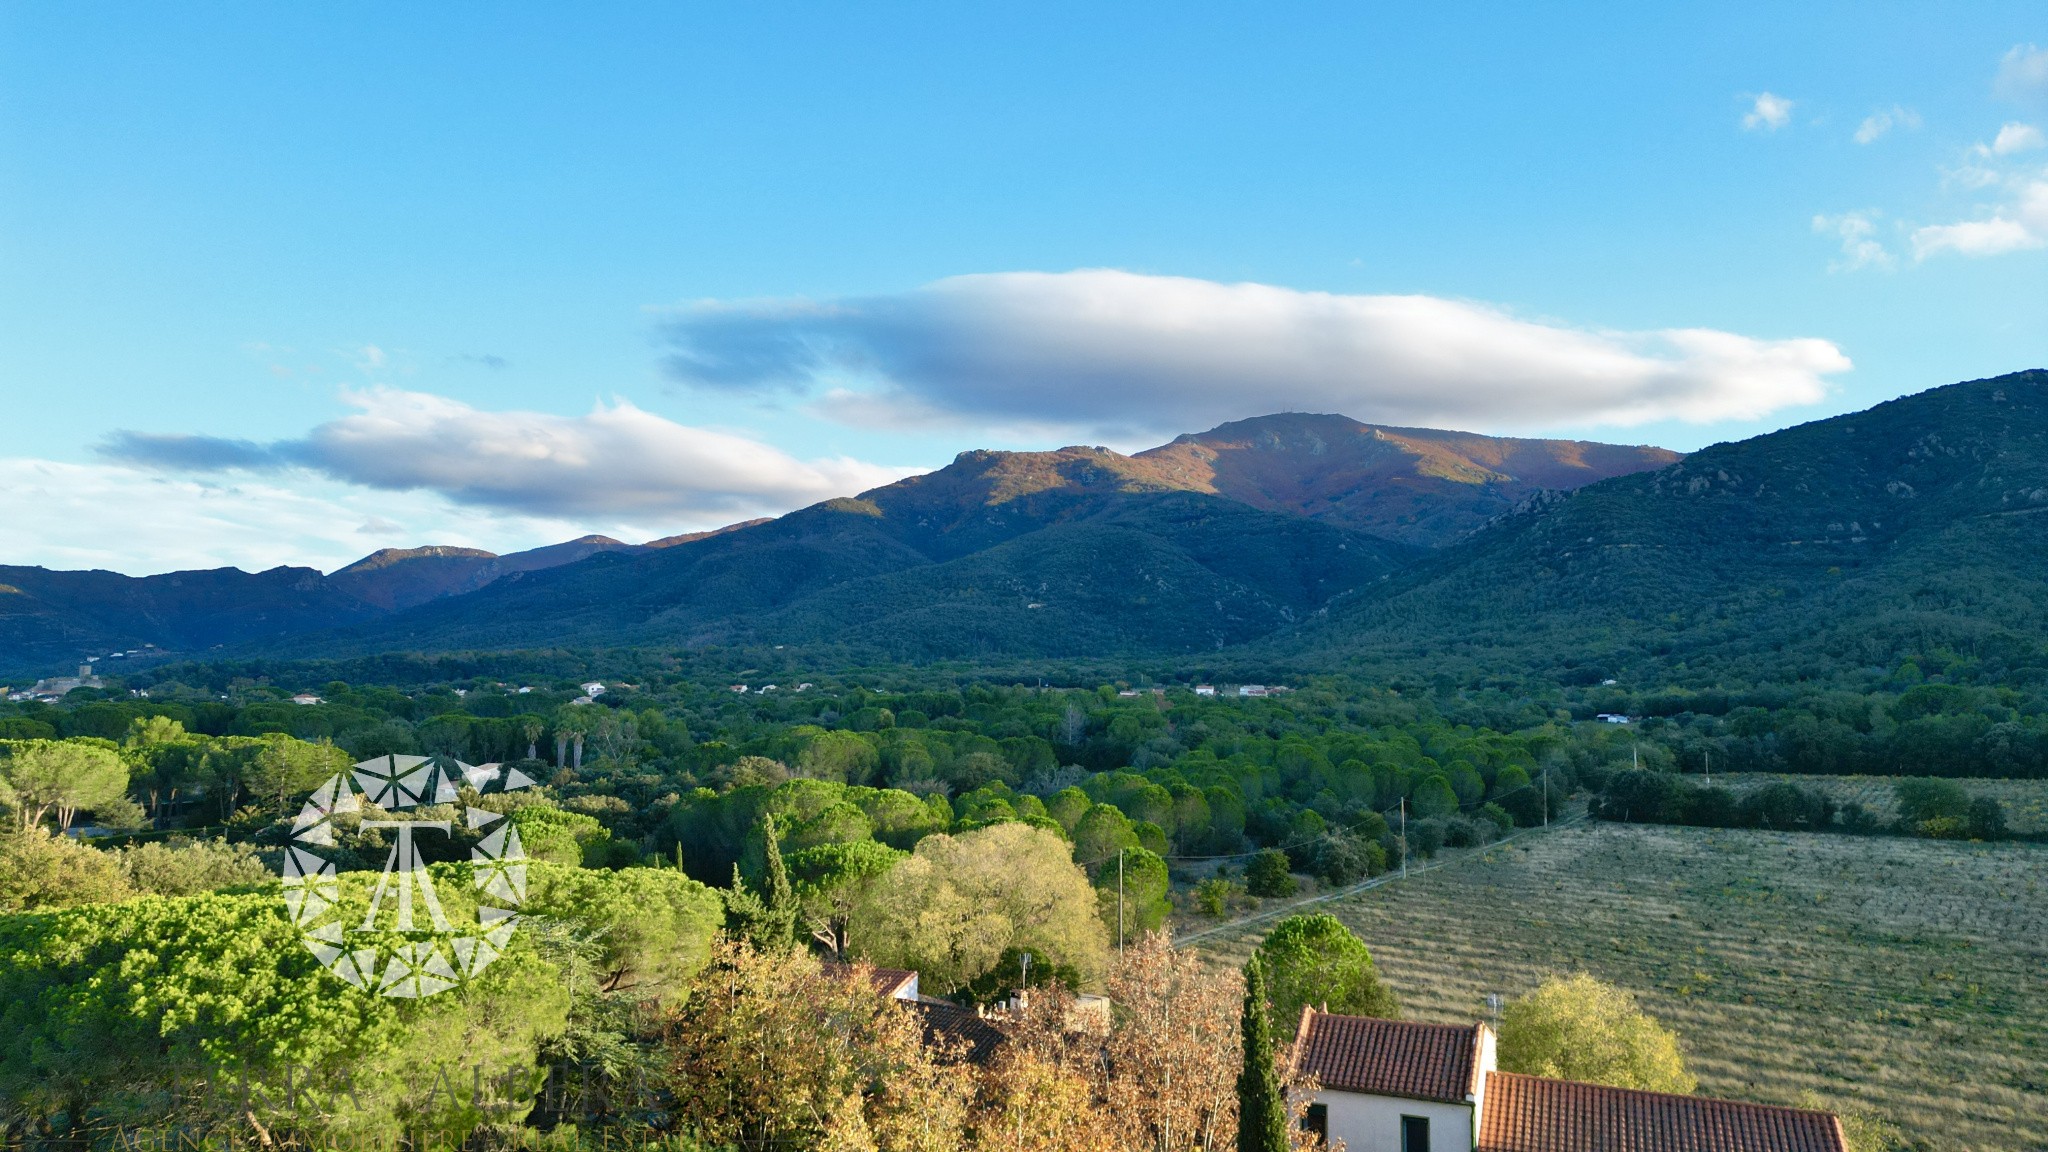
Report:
0,414,1672,676
4,373,2043,688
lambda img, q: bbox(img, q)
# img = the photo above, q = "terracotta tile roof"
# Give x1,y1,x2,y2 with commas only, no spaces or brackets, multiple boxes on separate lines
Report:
908,1000,1009,1066
1289,1009,1484,1103
1479,1073,1848,1152
867,967,918,998
820,962,918,999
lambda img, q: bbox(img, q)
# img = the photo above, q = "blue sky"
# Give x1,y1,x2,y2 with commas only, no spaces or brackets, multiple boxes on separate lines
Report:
2,3,2044,573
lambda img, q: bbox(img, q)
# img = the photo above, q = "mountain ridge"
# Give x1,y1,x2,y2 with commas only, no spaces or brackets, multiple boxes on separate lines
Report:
0,413,1699,675
1278,369,2048,686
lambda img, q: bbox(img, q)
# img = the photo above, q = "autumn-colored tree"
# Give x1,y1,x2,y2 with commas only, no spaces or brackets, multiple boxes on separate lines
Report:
1097,932,1243,1152
968,990,1120,1152
661,943,972,1151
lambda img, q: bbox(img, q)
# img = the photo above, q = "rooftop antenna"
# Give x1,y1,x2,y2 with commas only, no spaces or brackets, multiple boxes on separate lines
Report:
1486,992,1505,1032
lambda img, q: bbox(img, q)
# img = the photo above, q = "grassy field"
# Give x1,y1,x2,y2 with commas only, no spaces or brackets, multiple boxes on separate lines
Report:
1711,773,2048,836
1186,820,2048,1152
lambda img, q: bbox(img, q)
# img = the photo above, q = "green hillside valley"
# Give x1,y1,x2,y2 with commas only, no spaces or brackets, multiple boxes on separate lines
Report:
9,10,2047,1148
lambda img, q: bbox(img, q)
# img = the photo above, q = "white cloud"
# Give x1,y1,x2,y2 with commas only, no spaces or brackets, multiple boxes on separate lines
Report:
0,458,581,575
1992,122,2046,155
1912,176,2048,259
659,270,1851,440
287,388,911,518
88,389,920,572
1854,106,1920,144
1743,92,1794,131
1812,212,1894,271
1996,44,2048,102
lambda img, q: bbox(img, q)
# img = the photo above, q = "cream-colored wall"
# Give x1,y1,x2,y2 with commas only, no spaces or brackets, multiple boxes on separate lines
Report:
1313,1090,1474,1152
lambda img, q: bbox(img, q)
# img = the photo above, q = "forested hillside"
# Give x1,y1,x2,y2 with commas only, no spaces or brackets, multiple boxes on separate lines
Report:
1291,370,2048,690
292,449,1419,658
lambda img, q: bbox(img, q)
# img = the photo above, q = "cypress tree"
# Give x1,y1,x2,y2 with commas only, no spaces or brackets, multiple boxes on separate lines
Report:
759,811,799,950
1237,953,1289,1152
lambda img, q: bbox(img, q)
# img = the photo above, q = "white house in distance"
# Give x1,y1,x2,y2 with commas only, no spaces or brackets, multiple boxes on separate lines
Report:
1290,1009,1847,1152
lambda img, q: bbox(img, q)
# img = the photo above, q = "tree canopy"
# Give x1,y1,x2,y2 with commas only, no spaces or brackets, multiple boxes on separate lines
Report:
1255,914,1399,1028
1498,973,1695,1094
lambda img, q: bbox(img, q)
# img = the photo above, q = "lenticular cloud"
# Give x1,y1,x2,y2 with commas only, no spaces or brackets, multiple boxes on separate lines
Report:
660,270,1850,438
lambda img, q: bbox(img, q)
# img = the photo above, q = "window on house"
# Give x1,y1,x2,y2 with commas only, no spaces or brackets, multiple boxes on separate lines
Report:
1301,1104,1327,1139
1401,1114,1430,1152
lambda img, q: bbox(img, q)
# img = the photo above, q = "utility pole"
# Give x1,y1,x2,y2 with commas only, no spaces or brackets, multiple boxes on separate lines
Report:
1116,849,1125,955
1704,748,1711,784
1399,798,1408,880
1541,766,1549,827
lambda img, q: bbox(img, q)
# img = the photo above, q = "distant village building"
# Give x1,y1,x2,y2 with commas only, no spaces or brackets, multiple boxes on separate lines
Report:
1290,1009,1846,1152
290,693,324,706
1240,684,1270,698
568,695,596,707
1195,684,1217,696
23,665,103,701
729,684,748,693
580,681,607,697
1596,713,1633,724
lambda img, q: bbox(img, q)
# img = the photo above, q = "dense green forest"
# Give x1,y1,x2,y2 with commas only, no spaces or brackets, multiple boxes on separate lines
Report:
5,651,2030,1147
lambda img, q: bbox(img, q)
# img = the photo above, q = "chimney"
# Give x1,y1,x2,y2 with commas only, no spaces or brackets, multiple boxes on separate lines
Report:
79,665,92,679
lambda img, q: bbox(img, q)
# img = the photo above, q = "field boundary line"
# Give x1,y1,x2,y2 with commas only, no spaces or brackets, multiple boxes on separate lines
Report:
1174,812,1586,948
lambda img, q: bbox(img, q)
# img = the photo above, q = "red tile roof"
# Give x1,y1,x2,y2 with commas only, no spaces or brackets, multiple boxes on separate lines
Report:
1479,1073,1848,1152
1289,1009,1485,1104
908,1000,1009,1066
821,962,918,999
867,967,918,998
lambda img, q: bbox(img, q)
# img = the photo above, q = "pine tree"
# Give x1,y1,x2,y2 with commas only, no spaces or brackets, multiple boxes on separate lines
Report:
1236,954,1289,1152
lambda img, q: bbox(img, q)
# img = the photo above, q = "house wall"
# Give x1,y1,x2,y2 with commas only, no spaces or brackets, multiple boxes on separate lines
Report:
1313,1091,1474,1152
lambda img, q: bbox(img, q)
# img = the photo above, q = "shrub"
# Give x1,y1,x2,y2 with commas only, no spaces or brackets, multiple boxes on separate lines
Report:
117,837,268,897
1893,778,1969,826
1193,876,1239,916
1245,849,1297,897
1445,816,1497,848
1407,818,1446,858
1965,796,2008,841
1308,832,1385,885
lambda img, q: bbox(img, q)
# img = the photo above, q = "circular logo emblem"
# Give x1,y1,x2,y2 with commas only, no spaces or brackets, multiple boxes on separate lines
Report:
281,754,536,998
